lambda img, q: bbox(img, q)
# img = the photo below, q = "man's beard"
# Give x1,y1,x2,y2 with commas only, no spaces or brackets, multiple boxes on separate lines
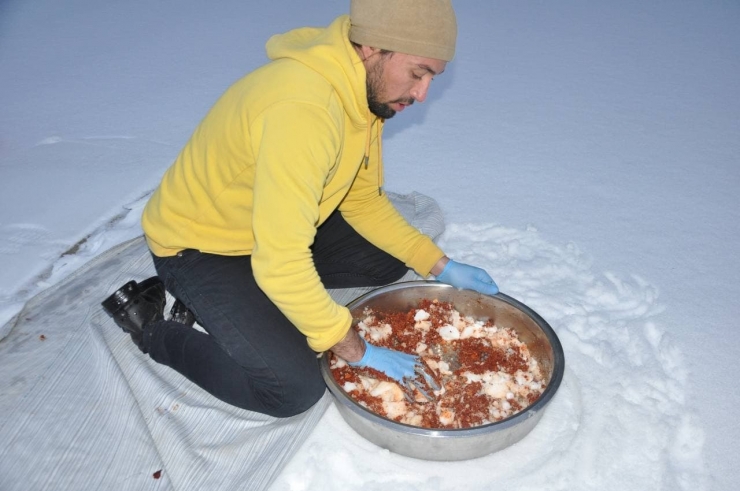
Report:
365,59,413,119
367,76,396,119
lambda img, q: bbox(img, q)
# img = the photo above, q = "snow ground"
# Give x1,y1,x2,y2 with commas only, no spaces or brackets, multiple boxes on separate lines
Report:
1,0,738,489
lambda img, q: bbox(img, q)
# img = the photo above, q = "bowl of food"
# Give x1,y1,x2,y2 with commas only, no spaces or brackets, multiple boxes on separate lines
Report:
319,281,565,461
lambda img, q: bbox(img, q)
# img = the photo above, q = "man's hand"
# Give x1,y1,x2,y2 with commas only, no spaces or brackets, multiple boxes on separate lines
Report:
348,338,418,382
435,259,499,295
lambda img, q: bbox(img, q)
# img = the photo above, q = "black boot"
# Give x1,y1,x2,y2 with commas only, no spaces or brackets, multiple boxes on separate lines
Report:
101,277,166,353
169,298,196,328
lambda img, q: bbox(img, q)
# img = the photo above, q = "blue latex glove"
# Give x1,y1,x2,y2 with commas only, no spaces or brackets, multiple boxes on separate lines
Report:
436,259,499,295
348,338,418,382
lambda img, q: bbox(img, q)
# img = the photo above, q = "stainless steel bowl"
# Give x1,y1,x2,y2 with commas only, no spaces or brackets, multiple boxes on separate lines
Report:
319,281,565,461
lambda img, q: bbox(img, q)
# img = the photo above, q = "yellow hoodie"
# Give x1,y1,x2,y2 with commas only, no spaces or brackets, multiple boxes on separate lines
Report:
142,15,445,351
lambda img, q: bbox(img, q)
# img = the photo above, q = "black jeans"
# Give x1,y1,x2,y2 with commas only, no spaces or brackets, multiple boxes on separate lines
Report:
145,211,408,417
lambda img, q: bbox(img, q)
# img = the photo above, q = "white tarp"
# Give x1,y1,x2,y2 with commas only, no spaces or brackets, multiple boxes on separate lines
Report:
0,192,445,491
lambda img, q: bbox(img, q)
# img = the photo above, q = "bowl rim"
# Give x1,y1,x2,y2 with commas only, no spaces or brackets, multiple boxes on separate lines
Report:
320,281,565,436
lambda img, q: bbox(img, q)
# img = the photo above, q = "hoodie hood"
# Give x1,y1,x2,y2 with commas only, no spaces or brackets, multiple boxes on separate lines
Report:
265,15,368,129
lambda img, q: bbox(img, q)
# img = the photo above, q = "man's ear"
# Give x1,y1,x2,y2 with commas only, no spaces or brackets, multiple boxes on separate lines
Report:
356,44,381,61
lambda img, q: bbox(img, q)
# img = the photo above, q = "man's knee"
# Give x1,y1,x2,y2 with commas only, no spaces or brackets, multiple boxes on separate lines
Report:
279,384,327,418
374,258,409,286
253,370,326,418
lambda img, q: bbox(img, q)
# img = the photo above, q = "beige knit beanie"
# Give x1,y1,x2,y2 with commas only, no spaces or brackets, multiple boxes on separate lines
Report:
349,0,457,61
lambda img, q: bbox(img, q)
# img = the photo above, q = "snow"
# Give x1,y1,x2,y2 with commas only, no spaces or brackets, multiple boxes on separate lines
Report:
1,0,738,490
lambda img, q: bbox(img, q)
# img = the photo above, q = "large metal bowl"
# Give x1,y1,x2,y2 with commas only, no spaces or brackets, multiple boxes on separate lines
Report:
319,281,565,461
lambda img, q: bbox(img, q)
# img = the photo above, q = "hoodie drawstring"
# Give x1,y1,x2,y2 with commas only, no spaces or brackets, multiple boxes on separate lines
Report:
363,114,372,170
363,111,384,195
377,123,384,195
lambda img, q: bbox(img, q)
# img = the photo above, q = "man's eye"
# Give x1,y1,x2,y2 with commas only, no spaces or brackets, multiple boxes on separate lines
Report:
412,72,423,80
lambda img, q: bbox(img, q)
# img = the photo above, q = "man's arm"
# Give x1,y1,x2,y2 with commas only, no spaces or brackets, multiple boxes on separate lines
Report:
329,327,366,363
330,322,420,384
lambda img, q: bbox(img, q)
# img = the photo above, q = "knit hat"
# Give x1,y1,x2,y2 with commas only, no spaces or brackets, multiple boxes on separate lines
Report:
349,0,457,62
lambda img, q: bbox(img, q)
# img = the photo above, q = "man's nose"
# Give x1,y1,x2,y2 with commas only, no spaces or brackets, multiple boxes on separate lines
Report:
410,79,430,103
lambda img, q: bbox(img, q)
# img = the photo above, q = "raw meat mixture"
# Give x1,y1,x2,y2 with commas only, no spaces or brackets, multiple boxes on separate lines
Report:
329,299,546,429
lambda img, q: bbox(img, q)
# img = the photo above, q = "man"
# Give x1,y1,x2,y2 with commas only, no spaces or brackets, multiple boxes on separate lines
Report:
102,0,498,418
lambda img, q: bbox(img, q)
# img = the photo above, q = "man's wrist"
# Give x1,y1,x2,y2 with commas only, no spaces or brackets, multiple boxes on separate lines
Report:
431,256,450,276
357,336,367,361
332,328,367,364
